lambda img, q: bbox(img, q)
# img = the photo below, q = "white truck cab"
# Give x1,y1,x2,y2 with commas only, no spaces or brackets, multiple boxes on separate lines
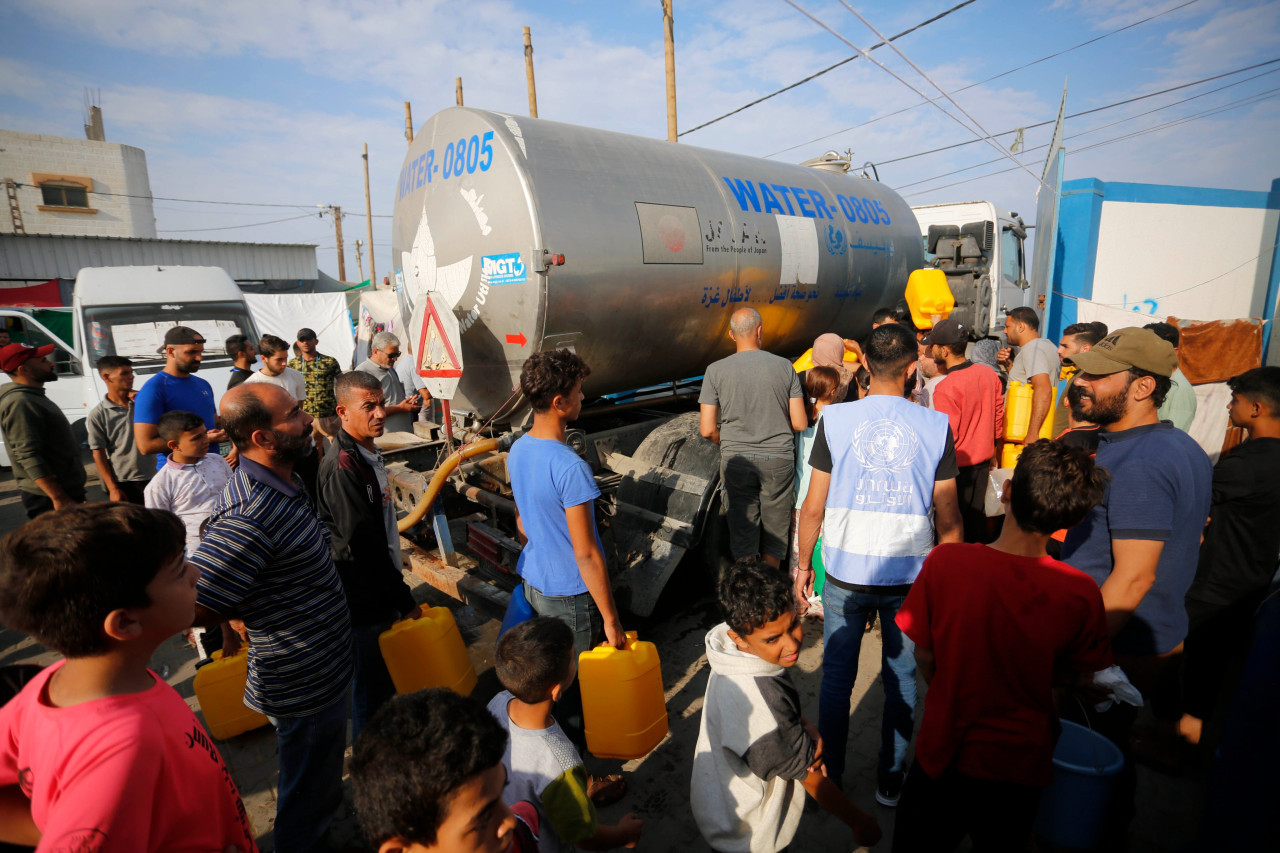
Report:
0,266,260,466
911,201,1034,338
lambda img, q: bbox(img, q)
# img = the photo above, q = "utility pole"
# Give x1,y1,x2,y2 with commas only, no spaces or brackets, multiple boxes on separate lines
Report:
523,27,539,117
404,101,414,144
323,205,346,281
355,239,364,283
663,0,677,142
363,143,375,287
456,77,464,106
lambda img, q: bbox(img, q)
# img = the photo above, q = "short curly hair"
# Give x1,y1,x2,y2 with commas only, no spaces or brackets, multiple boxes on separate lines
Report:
1009,440,1109,534
717,556,796,638
519,349,591,412
351,689,508,848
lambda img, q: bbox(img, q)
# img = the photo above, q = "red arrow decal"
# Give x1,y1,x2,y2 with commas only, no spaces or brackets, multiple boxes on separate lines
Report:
506,332,527,347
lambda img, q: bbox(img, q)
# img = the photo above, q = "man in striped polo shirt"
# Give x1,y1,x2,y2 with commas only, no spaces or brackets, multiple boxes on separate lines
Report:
192,382,354,853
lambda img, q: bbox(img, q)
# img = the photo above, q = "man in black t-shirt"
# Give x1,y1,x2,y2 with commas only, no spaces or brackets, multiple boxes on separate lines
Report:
1179,367,1280,745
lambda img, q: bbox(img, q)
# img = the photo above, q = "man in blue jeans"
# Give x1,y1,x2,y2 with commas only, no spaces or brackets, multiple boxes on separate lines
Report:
508,350,628,797
796,323,962,806
192,383,354,853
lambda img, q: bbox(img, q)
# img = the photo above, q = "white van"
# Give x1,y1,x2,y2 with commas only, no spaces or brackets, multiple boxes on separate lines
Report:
0,266,261,466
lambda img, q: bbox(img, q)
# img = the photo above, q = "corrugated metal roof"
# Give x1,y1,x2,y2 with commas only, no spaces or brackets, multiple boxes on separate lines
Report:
0,233,318,281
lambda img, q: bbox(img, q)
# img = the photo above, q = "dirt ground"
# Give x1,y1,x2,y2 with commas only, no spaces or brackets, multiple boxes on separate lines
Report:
0,458,1211,852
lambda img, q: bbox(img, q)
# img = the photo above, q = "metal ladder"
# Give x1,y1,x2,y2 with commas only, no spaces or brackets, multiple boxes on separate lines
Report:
4,179,25,234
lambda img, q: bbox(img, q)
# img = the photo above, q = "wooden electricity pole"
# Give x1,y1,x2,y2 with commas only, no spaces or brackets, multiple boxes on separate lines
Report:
355,240,364,283
456,77,464,106
663,0,677,142
326,205,347,281
404,101,414,144
524,26,539,117
362,143,375,287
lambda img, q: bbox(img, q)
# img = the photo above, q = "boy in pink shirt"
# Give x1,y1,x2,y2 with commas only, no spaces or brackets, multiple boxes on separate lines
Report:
0,503,257,852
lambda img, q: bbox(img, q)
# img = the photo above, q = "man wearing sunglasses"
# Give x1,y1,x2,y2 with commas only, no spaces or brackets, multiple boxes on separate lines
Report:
355,331,423,434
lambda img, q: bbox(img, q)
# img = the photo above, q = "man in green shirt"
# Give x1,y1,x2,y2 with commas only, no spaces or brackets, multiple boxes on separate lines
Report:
288,327,342,420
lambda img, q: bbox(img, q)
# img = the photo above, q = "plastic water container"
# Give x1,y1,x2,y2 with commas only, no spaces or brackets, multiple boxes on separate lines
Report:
904,268,955,330
193,648,270,741
379,606,478,697
1004,381,1056,442
1034,720,1125,849
1002,442,1025,469
793,341,860,373
579,632,668,760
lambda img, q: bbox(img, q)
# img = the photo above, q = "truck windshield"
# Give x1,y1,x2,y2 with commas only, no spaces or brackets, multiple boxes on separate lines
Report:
82,301,257,374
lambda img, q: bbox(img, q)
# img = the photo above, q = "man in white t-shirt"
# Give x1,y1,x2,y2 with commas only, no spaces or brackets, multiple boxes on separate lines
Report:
245,334,306,401
998,307,1058,440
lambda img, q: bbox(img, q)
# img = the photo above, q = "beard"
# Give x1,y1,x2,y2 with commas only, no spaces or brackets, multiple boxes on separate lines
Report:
271,426,314,463
1069,381,1129,426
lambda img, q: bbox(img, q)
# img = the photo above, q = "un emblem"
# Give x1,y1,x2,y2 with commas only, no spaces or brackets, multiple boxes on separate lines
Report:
850,419,921,473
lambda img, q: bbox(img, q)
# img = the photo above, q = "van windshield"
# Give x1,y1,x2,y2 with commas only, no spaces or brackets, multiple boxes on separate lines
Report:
83,301,258,374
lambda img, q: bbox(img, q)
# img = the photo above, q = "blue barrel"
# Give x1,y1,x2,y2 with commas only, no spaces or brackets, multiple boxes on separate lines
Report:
1034,720,1125,849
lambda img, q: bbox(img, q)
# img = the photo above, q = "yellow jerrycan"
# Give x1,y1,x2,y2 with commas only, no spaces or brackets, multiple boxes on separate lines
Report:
1004,381,1057,442
578,631,668,760
379,606,478,697
904,268,955,330
193,648,270,741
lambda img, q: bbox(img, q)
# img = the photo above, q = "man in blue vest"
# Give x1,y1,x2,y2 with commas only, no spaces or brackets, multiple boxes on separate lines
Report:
796,322,962,807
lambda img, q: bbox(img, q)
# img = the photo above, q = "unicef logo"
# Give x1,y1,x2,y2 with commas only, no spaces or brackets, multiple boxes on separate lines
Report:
826,224,847,256
850,419,921,473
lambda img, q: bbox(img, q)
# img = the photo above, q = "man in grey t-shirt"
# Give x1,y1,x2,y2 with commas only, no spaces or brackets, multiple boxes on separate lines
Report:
699,308,806,566
354,331,424,434
998,306,1058,440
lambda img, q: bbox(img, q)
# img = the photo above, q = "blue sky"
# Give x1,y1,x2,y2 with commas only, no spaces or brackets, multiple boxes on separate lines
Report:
2,0,1277,280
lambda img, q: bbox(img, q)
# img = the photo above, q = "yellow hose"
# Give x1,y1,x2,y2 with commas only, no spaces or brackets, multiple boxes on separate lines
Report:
397,437,503,533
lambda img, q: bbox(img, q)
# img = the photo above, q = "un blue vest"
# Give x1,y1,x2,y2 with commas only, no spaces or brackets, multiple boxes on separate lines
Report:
820,395,950,586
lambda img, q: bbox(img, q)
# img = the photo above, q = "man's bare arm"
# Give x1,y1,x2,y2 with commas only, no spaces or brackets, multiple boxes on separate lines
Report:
796,470,830,608
1027,372,1053,439
0,786,39,845
789,397,808,432
134,422,167,456
932,478,963,544
91,448,123,501
699,403,721,444
566,502,625,649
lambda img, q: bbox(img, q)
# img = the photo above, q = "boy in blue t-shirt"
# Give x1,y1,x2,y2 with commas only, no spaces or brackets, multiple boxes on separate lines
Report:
508,351,627,778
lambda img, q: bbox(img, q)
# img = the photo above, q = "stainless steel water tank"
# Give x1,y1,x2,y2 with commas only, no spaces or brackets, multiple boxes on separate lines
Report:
392,107,923,419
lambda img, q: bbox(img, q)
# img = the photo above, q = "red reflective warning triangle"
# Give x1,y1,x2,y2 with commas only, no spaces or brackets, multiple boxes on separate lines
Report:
416,295,462,378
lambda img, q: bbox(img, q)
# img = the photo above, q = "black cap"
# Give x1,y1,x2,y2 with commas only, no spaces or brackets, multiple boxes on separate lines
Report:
920,318,968,346
296,328,317,342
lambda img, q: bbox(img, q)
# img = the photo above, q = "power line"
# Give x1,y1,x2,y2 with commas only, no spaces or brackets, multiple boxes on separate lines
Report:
678,0,978,137
890,67,1280,191
899,87,1280,197
157,214,317,233
784,0,1050,193
11,182,394,218
765,0,1202,158
871,57,1280,168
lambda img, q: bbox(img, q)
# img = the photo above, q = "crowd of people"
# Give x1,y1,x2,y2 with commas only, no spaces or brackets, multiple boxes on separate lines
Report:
0,302,1274,853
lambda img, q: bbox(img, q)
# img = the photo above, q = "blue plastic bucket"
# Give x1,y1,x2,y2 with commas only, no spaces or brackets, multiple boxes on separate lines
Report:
1034,719,1125,849
499,583,534,639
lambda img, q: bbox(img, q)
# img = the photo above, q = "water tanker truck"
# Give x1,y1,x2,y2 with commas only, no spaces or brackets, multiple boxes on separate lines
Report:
386,107,928,616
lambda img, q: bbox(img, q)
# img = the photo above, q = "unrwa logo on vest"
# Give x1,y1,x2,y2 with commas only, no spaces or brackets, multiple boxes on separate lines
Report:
849,419,921,473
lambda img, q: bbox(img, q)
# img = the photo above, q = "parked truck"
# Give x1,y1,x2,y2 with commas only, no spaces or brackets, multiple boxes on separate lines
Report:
386,108,929,615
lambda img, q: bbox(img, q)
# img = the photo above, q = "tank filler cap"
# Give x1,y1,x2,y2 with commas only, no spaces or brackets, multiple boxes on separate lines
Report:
800,151,851,173
534,249,566,272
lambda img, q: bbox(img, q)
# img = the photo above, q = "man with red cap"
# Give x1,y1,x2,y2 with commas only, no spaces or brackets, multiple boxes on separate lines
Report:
0,343,87,517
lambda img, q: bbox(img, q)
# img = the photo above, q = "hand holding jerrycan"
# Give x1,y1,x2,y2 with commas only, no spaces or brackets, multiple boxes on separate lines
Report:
578,632,668,760
379,606,478,696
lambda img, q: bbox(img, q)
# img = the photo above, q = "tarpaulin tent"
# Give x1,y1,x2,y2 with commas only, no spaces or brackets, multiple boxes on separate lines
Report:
244,293,356,370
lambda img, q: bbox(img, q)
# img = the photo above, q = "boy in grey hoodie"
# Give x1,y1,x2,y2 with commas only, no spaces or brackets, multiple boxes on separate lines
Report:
692,557,880,853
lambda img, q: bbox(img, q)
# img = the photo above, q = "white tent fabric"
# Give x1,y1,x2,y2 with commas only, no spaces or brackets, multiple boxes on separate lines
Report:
245,292,356,370
354,290,403,365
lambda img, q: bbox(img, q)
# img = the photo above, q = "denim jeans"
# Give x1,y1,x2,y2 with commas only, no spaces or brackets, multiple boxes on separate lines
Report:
351,621,397,744
267,693,349,853
525,584,602,750
819,582,917,786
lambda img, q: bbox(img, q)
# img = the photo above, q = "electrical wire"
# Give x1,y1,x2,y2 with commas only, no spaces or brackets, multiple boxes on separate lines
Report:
157,214,317,233
678,0,978,137
899,87,1280,197
784,0,1051,193
872,57,1280,169
765,0,1203,158
890,67,1280,191
11,182,393,217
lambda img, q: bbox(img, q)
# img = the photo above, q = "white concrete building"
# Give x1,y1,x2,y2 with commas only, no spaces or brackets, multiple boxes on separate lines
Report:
0,127,157,239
